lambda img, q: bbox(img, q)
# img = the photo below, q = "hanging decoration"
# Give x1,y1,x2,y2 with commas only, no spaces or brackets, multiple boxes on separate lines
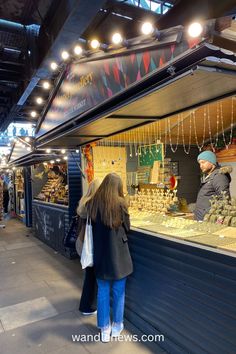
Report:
82,143,96,183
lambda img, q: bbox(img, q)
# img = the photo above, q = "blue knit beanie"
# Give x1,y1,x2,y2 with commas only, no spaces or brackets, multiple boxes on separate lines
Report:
197,151,217,165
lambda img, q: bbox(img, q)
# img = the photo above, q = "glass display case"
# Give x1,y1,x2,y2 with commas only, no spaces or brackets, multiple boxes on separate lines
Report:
33,163,68,205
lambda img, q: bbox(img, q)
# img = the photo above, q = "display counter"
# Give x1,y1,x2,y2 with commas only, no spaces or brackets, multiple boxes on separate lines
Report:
125,226,236,354
130,212,236,255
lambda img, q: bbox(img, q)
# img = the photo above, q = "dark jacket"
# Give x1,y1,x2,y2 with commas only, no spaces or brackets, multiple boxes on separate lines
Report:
92,209,133,280
194,165,232,221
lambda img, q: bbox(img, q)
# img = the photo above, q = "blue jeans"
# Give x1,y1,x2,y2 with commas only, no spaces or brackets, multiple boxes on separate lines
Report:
96,277,126,329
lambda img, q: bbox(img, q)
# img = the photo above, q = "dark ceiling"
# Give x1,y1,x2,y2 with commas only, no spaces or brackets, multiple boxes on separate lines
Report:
0,0,236,135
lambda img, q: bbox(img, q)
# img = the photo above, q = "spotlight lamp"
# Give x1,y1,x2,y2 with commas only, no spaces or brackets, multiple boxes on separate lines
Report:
36,97,43,105
50,160,55,164
141,22,154,35
112,32,123,45
90,39,100,49
61,149,66,154
188,22,203,38
50,62,58,71
43,81,50,90
46,149,51,153
74,45,83,55
31,111,37,118
61,51,69,60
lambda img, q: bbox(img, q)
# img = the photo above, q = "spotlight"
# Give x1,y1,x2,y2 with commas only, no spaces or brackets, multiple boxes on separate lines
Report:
50,62,58,71
141,22,154,35
74,45,83,55
188,22,203,38
46,149,51,153
43,81,50,90
31,111,37,118
56,159,61,162
61,149,66,154
12,167,16,170
50,160,55,164
112,32,123,45
76,149,79,153
90,39,100,49
36,97,43,105
63,156,68,160
61,51,69,60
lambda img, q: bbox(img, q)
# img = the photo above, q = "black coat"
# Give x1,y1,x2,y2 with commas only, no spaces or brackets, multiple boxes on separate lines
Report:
194,165,232,221
92,210,133,280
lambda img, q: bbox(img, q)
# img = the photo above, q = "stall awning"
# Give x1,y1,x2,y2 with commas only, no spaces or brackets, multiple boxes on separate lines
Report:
36,53,236,149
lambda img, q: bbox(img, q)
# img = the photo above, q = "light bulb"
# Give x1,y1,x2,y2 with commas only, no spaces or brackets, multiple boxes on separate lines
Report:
141,22,154,35
56,158,61,162
36,97,43,105
61,149,66,154
63,156,68,160
50,160,55,164
188,22,203,38
61,51,69,60
43,81,50,89
31,111,37,117
50,62,58,70
46,149,51,153
90,39,100,49
112,33,123,45
74,45,83,55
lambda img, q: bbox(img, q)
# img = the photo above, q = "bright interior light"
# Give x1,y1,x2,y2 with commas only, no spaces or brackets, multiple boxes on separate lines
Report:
61,51,69,60
74,45,83,55
63,156,68,160
141,22,154,35
25,137,30,142
112,32,123,45
50,62,58,70
46,149,51,153
56,159,61,162
36,97,43,104
31,111,37,117
90,39,100,49
188,22,203,38
43,81,50,89
61,149,66,154
76,149,79,153
50,160,55,164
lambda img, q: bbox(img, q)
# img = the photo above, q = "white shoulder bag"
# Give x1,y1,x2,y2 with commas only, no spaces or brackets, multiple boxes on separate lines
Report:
80,216,94,269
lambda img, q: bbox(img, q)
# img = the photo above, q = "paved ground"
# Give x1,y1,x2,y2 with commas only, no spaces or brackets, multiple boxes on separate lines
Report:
0,218,166,354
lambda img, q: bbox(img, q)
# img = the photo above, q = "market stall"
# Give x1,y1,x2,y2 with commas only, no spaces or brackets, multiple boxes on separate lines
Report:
33,18,236,354
8,141,82,258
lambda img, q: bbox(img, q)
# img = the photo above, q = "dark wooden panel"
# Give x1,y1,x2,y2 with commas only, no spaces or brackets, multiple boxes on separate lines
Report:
125,229,236,354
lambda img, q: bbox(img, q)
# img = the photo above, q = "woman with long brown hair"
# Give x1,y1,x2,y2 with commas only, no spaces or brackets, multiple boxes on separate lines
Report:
87,173,133,342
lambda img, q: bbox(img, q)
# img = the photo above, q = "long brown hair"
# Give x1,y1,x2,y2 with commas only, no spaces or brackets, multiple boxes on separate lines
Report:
77,179,101,215
87,173,128,228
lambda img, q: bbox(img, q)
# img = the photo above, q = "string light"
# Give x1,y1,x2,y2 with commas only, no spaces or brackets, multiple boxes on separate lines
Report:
74,45,83,55
50,62,58,70
61,51,69,60
192,109,206,151
112,33,123,45
90,39,100,49
188,22,203,38
36,97,43,105
141,22,154,35
42,81,50,90
181,112,192,154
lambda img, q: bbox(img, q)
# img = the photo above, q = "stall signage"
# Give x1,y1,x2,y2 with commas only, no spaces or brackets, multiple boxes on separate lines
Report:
37,38,197,137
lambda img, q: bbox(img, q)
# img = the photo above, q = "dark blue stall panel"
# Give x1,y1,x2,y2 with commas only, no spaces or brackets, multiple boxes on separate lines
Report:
125,229,236,354
32,201,69,255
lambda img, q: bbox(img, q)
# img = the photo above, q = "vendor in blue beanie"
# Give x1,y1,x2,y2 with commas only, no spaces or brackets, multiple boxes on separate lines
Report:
194,150,232,221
